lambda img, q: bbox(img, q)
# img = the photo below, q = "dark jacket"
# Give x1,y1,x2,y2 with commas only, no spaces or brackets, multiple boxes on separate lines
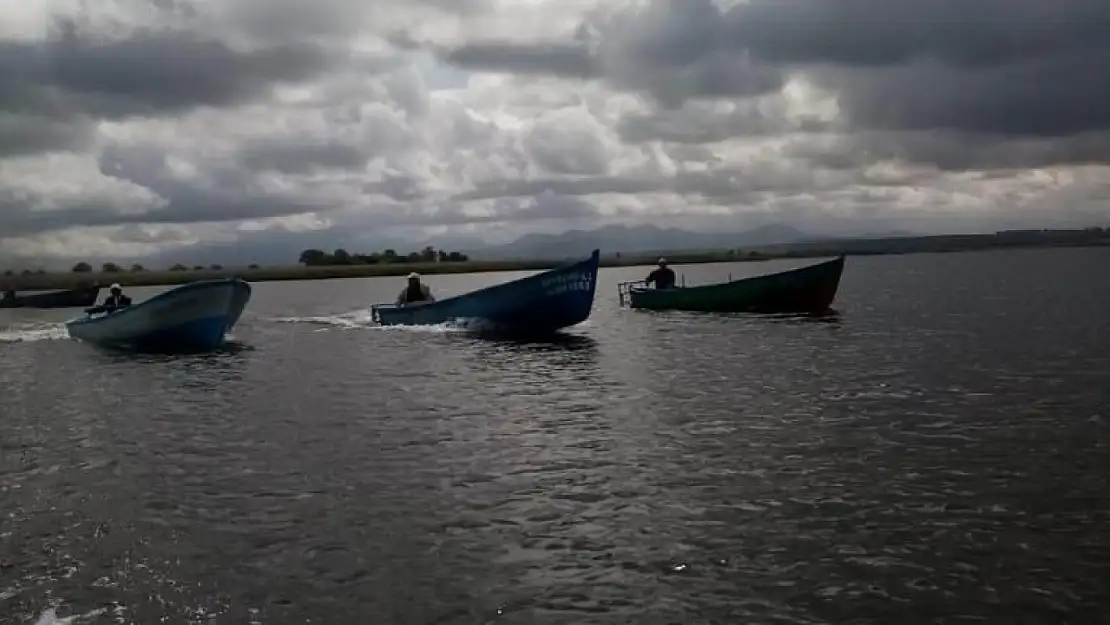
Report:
646,266,676,289
103,293,132,309
396,283,435,306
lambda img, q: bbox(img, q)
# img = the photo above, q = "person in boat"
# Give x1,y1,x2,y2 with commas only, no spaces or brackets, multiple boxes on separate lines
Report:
396,272,435,306
101,283,133,310
645,257,676,289
2,288,15,302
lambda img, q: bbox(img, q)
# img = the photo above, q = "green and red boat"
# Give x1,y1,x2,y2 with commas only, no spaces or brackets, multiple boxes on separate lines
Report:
618,255,846,314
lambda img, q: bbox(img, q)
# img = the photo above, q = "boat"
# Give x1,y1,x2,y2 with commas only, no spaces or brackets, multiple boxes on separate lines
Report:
618,255,846,313
371,249,601,334
66,278,252,352
0,285,101,309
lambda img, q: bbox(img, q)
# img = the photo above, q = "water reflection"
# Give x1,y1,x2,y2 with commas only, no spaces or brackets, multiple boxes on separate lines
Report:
88,340,255,365
635,308,842,325
459,331,599,352
764,309,842,325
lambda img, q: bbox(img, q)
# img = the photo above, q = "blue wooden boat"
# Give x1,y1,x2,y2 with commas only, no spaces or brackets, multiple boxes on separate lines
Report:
371,250,600,334
66,278,252,353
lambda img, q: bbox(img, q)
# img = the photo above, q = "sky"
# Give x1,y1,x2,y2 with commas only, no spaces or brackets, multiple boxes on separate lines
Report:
1,0,1109,264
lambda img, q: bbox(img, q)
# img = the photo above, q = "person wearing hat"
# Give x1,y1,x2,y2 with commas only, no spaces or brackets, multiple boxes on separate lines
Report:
101,283,133,310
395,272,435,307
645,257,676,289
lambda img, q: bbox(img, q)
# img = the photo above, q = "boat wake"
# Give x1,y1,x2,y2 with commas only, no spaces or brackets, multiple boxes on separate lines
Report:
0,322,70,343
29,606,109,625
271,310,487,333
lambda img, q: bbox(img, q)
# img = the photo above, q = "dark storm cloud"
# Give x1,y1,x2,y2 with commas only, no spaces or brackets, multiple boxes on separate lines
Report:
435,0,1110,165
725,0,1110,68
0,141,343,239
0,113,95,157
362,175,425,202
795,129,1110,172
0,186,331,239
436,0,784,105
828,50,1110,137
491,191,601,222
441,42,599,78
238,139,368,174
0,18,337,156
452,164,842,206
615,102,829,144
46,20,334,118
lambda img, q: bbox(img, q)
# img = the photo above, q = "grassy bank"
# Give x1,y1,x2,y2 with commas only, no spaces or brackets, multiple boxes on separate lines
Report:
2,251,761,291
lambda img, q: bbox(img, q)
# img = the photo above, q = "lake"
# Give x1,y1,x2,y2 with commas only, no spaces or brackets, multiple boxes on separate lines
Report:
2,248,1108,624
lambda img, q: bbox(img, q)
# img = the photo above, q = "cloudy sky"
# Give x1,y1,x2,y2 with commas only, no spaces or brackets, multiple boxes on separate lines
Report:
2,0,1108,263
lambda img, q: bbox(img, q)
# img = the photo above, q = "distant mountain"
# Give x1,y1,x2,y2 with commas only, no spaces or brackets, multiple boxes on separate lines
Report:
853,230,921,239
466,224,810,260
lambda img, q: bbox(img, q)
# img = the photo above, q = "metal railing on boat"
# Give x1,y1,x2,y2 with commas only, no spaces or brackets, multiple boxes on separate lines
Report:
616,280,646,307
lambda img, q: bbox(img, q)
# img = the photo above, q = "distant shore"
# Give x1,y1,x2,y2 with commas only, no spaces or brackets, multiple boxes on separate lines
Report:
3,234,1108,291
2,251,769,291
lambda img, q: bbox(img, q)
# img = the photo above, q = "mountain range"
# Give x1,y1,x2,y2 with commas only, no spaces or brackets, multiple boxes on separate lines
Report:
466,224,813,260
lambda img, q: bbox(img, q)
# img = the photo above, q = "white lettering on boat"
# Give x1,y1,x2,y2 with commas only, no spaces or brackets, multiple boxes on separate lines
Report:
539,271,593,297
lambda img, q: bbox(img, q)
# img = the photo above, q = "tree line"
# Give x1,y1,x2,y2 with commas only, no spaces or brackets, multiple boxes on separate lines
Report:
298,246,470,266
67,262,255,273
2,263,263,276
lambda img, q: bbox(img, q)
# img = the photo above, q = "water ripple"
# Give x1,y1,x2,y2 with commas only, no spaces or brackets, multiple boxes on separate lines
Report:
2,249,1109,623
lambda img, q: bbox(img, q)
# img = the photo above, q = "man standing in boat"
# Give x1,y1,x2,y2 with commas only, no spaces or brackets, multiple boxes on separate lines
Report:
101,283,133,310
396,272,436,306
645,258,676,289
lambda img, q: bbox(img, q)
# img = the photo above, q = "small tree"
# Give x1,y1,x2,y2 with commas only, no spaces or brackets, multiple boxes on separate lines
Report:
210,264,223,271
131,264,145,272
72,262,92,273
169,264,187,271
299,249,329,266
102,262,121,273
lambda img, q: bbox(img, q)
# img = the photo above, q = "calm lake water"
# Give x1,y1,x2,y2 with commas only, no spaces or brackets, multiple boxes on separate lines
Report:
2,248,1109,625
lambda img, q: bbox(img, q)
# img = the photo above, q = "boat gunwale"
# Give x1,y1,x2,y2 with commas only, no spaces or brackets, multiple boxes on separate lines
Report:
67,278,252,326
622,255,845,297
371,249,601,315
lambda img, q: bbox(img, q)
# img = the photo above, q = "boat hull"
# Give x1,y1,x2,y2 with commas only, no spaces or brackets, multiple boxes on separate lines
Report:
0,286,101,309
372,250,600,334
66,279,252,352
623,256,845,313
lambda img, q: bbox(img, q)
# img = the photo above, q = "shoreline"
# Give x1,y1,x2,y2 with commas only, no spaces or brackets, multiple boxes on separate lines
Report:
3,240,1107,291
4,251,762,291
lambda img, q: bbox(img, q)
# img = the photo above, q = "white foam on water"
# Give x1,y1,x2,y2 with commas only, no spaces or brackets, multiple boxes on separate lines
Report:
32,606,108,625
0,322,70,343
272,309,377,328
271,309,471,333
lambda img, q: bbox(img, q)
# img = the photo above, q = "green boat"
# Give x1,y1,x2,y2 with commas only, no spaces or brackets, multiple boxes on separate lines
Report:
618,255,846,313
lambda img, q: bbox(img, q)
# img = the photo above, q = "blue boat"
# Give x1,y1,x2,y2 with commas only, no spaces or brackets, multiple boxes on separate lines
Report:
371,249,600,334
66,278,252,353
